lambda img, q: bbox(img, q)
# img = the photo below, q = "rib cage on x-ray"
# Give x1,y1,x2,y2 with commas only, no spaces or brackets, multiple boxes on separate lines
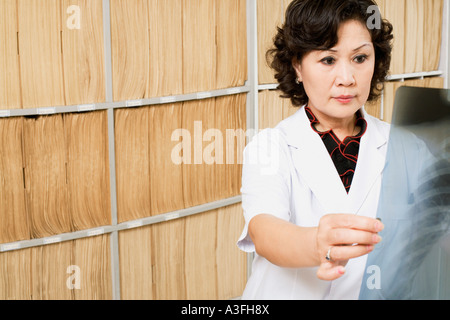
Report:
359,87,450,300
387,153,449,299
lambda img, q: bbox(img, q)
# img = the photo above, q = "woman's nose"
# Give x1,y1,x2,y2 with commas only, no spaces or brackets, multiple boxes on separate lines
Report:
335,62,356,87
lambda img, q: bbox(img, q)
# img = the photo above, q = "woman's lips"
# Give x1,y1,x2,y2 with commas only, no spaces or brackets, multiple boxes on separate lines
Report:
334,95,355,104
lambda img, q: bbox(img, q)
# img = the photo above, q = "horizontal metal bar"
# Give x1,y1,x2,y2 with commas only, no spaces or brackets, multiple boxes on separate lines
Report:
0,86,250,119
0,195,242,253
385,70,443,81
0,226,115,252
0,102,118,118
258,83,278,91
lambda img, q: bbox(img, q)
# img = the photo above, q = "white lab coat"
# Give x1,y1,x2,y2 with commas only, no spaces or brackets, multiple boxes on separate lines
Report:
237,105,391,300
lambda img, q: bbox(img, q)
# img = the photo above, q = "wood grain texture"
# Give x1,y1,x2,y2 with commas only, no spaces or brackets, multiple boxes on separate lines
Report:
181,98,217,208
72,235,112,300
149,104,185,215
18,0,65,108
365,97,382,119
30,241,73,300
110,0,149,101
216,0,247,89
148,0,183,97
0,118,29,244
61,0,105,105
184,210,218,299
258,90,285,129
182,0,216,93
115,107,151,223
23,115,71,239
423,0,444,72
383,0,405,75
0,0,21,109
65,111,111,230
119,226,154,300
257,0,283,84
214,94,246,200
216,203,247,299
0,248,32,299
424,76,444,88
152,218,186,299
404,0,424,73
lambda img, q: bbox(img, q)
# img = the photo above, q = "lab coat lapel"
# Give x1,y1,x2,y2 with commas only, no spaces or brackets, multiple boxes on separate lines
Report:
286,108,349,213
284,107,387,215
347,111,387,215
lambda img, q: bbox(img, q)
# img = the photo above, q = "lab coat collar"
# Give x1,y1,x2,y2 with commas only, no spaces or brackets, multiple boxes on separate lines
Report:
280,106,387,214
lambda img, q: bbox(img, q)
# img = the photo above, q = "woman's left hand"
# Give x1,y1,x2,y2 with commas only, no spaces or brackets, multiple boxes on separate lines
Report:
315,214,384,281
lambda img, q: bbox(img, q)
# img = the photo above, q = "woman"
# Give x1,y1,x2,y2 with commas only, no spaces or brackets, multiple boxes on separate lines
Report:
238,0,394,299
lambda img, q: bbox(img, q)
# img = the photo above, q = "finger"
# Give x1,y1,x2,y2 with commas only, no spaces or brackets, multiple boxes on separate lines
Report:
316,262,346,281
325,244,375,262
325,214,384,233
328,228,382,246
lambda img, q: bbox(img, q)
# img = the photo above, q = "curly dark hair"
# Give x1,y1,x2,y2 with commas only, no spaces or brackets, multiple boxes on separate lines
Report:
267,0,393,107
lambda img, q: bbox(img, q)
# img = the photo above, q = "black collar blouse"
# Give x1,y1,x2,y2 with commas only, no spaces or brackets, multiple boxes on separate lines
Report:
305,106,368,193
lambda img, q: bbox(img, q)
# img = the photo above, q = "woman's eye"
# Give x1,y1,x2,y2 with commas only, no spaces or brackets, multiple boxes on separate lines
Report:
354,55,368,63
321,57,335,65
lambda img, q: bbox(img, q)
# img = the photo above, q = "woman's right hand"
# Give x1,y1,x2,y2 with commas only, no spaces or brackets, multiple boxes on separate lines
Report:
315,214,384,281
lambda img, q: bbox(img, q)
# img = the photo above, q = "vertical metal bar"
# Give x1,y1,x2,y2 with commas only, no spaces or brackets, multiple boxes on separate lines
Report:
245,0,259,281
102,0,121,300
107,107,120,300
246,0,258,141
446,0,450,89
109,230,121,300
438,0,449,89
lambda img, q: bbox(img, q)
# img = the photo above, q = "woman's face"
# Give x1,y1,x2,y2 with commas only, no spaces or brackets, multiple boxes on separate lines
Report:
293,19,375,125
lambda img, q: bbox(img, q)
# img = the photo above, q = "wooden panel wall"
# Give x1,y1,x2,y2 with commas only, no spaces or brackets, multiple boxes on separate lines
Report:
111,0,247,100
18,0,65,108
0,235,112,300
118,203,246,300
147,0,183,97
115,94,246,222
62,0,105,105
0,0,21,109
0,111,111,243
15,0,105,109
0,118,29,244
0,0,248,300
110,0,149,101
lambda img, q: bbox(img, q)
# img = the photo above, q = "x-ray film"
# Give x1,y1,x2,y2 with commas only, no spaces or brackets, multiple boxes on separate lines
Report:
359,86,450,300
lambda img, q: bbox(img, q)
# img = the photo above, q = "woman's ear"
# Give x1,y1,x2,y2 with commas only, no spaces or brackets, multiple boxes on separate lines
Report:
292,58,303,83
